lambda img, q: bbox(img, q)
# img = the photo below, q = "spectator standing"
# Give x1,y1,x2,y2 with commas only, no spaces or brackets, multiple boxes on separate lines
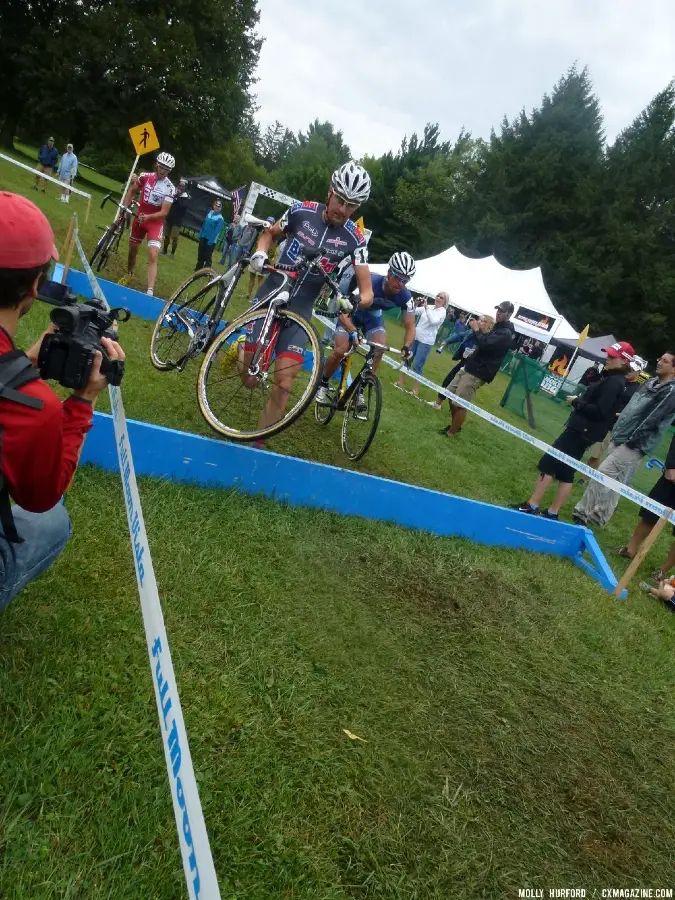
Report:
34,137,59,192
219,219,235,268
618,431,675,572
220,215,244,269
237,219,257,256
162,178,191,257
512,342,634,520
439,301,515,437
395,292,448,397
573,349,675,528
428,316,493,409
0,192,125,610
57,143,78,203
436,312,471,354
196,199,225,270
583,357,645,477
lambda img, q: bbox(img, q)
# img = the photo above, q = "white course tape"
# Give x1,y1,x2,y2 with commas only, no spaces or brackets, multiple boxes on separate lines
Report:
0,151,92,199
314,313,675,526
73,221,221,899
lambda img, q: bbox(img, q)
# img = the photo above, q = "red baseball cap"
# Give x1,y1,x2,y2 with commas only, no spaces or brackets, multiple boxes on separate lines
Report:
0,192,58,269
602,341,635,361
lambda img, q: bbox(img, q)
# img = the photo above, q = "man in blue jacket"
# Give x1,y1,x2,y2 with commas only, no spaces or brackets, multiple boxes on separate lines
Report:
34,137,59,192
195,199,225,270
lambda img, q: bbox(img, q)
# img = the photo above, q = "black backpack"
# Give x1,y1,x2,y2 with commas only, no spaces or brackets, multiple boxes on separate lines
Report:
0,351,44,543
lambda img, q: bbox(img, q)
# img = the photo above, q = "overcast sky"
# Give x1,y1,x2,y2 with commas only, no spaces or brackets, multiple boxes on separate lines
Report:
253,0,675,158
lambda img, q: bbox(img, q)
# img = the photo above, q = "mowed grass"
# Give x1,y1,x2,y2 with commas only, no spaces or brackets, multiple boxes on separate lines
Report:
3,158,675,896
2,468,675,898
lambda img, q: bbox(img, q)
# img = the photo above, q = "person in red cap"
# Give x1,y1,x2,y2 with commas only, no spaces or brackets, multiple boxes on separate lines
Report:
0,192,125,612
573,346,675,528
512,340,635,520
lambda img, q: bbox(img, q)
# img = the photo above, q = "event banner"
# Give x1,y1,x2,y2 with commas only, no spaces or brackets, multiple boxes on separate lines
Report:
515,306,555,331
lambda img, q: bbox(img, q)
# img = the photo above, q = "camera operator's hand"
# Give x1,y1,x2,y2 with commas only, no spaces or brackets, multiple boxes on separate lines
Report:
73,337,125,403
25,324,57,368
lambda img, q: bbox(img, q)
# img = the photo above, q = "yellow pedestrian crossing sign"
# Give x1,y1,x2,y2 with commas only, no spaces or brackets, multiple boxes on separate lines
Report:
129,121,160,156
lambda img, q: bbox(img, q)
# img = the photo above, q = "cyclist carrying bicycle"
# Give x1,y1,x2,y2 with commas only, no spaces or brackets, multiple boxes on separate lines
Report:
118,151,176,297
246,160,373,430
316,251,417,403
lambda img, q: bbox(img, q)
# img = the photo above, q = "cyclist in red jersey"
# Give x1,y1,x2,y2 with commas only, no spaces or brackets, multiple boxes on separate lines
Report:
119,151,176,296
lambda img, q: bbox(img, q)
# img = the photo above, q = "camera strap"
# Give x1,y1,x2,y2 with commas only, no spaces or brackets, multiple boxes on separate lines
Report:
0,351,44,543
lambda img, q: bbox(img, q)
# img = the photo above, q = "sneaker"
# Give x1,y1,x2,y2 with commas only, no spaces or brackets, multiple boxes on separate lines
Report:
511,502,539,514
572,514,587,526
541,509,559,520
32,185,39,191
219,336,244,373
146,288,154,296
161,249,167,256
315,384,331,404
435,347,443,354
427,400,443,409
170,252,175,258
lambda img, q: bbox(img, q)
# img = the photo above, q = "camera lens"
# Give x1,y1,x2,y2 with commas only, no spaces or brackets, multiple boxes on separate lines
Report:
51,306,78,330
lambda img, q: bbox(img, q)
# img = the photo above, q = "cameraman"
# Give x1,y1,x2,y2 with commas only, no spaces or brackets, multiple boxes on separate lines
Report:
0,192,125,611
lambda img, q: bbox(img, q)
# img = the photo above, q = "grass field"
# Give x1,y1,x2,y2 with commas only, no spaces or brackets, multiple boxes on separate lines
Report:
12,141,124,194
2,154,675,898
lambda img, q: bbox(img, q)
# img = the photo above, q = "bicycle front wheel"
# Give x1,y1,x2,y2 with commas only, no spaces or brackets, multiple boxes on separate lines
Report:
197,308,323,441
150,268,220,370
341,371,382,461
90,226,116,272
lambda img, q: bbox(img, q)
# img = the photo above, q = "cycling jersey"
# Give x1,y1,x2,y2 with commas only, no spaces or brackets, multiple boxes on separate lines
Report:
275,200,368,302
136,172,175,216
247,200,370,360
335,273,414,338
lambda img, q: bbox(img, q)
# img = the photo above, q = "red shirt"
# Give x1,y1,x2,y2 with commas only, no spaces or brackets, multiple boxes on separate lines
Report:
0,328,94,513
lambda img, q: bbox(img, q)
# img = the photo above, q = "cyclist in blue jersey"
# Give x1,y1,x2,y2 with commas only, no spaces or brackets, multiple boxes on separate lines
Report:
315,251,417,403
246,161,373,430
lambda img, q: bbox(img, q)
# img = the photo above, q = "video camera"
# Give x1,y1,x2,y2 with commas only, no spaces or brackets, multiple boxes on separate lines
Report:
36,279,129,390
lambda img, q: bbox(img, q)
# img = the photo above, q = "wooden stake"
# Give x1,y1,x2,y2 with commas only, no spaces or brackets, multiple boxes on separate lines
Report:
61,214,75,259
614,509,672,596
61,214,77,285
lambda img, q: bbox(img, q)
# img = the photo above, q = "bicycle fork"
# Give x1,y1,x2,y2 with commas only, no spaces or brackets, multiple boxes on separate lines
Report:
247,294,289,377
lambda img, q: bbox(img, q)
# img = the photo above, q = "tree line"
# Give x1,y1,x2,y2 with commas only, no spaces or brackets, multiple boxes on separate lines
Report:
0,0,672,361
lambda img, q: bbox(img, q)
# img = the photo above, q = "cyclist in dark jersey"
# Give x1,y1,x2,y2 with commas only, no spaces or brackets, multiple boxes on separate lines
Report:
246,161,373,430
316,251,417,402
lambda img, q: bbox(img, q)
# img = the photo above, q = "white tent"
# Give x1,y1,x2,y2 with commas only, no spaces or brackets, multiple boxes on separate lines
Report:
370,246,578,344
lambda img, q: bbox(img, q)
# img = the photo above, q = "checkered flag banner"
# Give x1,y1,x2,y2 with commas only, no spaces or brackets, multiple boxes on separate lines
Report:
231,185,247,217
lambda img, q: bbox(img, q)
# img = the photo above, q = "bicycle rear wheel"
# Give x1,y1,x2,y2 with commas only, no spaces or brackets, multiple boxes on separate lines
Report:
150,268,220,370
314,385,337,425
341,371,382,461
197,307,323,441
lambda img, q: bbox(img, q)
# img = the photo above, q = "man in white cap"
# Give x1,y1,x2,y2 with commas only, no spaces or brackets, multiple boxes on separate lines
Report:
57,143,78,202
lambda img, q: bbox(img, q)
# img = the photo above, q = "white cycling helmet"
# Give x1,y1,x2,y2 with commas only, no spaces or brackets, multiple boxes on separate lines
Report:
388,251,416,280
331,160,371,204
156,151,175,170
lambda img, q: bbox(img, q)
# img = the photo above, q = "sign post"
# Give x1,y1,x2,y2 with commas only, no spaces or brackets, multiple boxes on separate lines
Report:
114,121,161,227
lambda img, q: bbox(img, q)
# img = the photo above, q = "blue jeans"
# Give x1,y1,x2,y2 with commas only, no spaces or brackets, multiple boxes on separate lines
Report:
410,340,433,375
0,504,72,612
219,242,234,267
